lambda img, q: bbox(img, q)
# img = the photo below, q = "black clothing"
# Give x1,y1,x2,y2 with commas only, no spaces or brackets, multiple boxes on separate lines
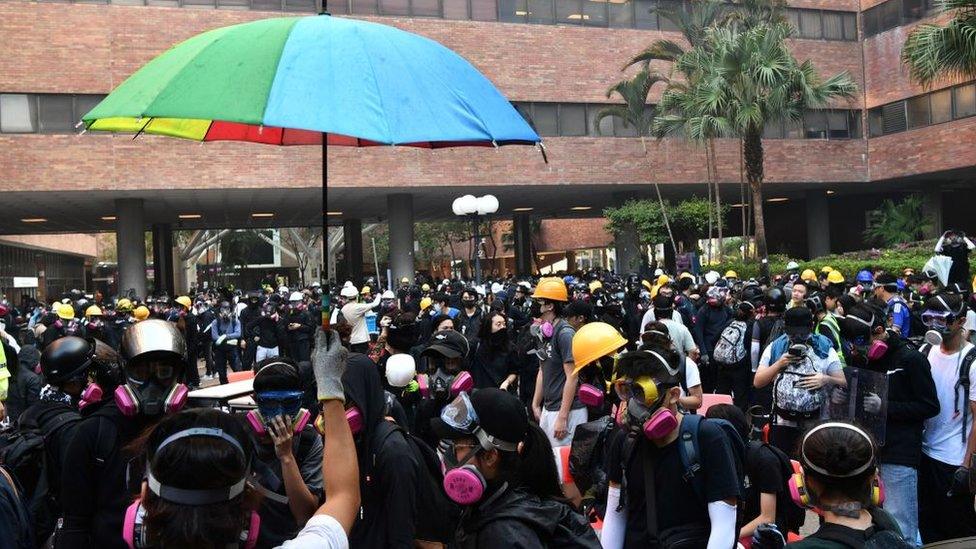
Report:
859,337,939,467
57,401,154,549
918,453,976,543
693,304,734,358
469,340,517,389
456,484,601,549
5,346,42,424
284,310,315,362
607,420,741,548
789,508,905,549
343,354,420,549
743,441,791,534
940,243,971,287
457,308,483,343
245,314,287,350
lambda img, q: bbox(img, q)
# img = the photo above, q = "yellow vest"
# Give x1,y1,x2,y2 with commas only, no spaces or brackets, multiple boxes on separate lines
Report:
0,343,9,400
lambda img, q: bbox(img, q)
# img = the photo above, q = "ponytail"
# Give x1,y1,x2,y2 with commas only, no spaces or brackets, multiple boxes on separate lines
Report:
514,423,562,500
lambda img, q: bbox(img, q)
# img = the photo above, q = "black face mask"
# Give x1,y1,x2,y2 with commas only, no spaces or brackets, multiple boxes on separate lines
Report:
490,330,508,345
529,301,543,318
462,299,477,308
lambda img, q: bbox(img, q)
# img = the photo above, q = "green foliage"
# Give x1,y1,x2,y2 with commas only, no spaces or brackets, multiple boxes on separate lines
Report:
711,241,938,279
863,195,933,247
220,230,270,269
604,197,730,248
414,221,469,264
902,0,976,86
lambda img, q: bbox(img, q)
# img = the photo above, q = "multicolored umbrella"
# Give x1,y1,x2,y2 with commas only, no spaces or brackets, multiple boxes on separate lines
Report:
82,14,541,149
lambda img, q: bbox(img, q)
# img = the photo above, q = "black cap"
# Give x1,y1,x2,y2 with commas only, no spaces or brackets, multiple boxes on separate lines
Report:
41,336,94,385
784,306,814,339
422,330,470,359
432,388,529,447
876,273,898,290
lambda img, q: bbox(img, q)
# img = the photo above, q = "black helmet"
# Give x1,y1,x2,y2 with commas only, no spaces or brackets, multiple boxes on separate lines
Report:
764,287,787,312
41,336,94,385
741,284,764,305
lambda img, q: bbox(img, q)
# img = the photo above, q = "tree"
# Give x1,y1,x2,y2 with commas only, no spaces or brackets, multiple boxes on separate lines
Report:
902,0,976,86
863,195,933,247
219,230,269,274
604,197,727,259
652,0,857,277
595,70,679,258
280,227,323,286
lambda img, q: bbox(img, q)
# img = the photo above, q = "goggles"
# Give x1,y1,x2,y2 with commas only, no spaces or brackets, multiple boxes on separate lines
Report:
612,376,663,407
127,360,176,384
438,392,518,452
921,310,953,330
255,390,304,419
706,286,728,300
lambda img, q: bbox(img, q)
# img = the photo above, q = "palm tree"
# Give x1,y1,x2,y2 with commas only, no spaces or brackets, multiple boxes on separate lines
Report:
594,70,679,261
653,10,857,277
902,0,976,86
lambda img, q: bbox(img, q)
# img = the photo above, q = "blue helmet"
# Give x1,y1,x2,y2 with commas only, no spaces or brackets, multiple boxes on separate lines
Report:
856,270,874,284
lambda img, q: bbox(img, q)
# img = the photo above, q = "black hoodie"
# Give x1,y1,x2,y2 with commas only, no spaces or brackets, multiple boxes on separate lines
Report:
343,353,421,549
857,336,940,467
457,484,601,549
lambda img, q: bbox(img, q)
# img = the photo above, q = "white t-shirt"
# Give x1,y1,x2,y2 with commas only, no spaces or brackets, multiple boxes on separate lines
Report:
340,295,380,345
922,342,976,466
965,310,976,333
662,319,697,366
277,515,348,549
640,308,684,333
681,357,701,397
757,342,843,423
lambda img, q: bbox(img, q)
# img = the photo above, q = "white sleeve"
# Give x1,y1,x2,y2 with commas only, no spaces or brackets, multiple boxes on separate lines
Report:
970,360,976,402
680,325,696,352
706,500,738,549
824,348,843,376
639,308,655,334
277,515,349,549
673,310,685,327
600,485,627,549
755,345,772,373
966,237,976,250
684,358,701,389
935,234,946,252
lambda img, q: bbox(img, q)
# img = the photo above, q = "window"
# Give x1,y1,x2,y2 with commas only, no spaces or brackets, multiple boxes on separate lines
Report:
250,0,282,9
588,105,615,136
183,0,215,8
882,102,907,133
763,119,785,139
842,12,858,40
556,0,583,25
498,0,526,21
800,10,822,39
930,89,952,124
785,117,804,139
826,110,850,138
823,11,843,40
613,115,638,137
0,94,37,133
283,0,315,11
848,111,862,138
379,0,408,13
954,84,976,118
609,0,634,27
559,104,587,136
803,110,827,138
442,0,468,18
658,0,683,32
863,5,879,36
880,0,900,31
532,103,558,136
217,0,249,10
470,0,497,19
786,9,800,32
582,0,608,26
526,0,553,23
903,0,925,20
907,95,930,128
38,95,74,133
634,0,657,29
868,107,884,137
326,0,349,13
351,0,377,13
75,95,104,122
412,0,440,16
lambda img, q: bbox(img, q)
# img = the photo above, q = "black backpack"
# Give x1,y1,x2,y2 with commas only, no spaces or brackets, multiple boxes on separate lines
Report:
374,421,460,544
0,403,80,542
0,465,34,549
745,440,805,534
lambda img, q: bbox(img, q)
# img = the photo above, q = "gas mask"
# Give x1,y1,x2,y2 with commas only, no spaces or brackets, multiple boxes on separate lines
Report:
246,390,311,436
290,301,305,312
706,286,728,307
845,313,888,362
921,309,957,347
316,405,364,435
114,361,187,417
64,319,81,335
219,307,232,321
529,300,543,318
87,319,103,332
614,376,678,440
418,356,472,401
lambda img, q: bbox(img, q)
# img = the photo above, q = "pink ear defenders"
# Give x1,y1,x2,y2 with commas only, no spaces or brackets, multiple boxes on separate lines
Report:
124,427,258,549
577,383,605,408
246,408,311,436
114,382,188,417
417,370,473,399
316,406,364,436
788,423,884,511
78,382,104,411
441,426,519,506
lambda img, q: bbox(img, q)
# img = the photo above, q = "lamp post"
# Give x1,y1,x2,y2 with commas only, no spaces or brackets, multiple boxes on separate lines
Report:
452,194,498,285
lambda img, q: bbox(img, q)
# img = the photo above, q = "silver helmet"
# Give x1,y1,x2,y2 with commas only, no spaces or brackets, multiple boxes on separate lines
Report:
121,318,187,364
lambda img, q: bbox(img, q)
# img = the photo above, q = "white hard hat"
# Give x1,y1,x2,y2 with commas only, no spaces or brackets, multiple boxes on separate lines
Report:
289,292,303,302
343,280,354,288
654,268,664,277
442,279,450,286
385,354,416,388
339,286,358,298
491,282,503,295
475,285,486,296
278,285,289,293
310,281,321,288
704,271,721,285
786,261,799,270
381,290,395,299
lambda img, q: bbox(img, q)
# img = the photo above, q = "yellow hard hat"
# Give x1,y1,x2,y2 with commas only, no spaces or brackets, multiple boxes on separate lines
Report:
679,272,694,280
85,305,102,318
116,298,133,312
801,269,817,283
588,280,603,293
656,274,670,286
641,280,653,292
56,303,75,320
175,296,192,309
421,283,431,292
420,297,432,311
532,278,568,302
572,322,628,374
821,266,834,274
360,286,371,295
827,271,845,284
724,270,737,279
400,277,409,284
133,306,150,321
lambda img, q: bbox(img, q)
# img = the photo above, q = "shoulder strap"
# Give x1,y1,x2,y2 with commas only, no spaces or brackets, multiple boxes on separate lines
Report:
677,414,705,503
956,347,976,443
640,437,659,541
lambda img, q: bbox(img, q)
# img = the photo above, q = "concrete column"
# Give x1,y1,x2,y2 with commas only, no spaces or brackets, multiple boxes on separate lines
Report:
387,194,415,285
805,190,831,259
151,223,175,296
342,219,364,284
513,213,533,277
115,198,147,299
922,186,943,239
